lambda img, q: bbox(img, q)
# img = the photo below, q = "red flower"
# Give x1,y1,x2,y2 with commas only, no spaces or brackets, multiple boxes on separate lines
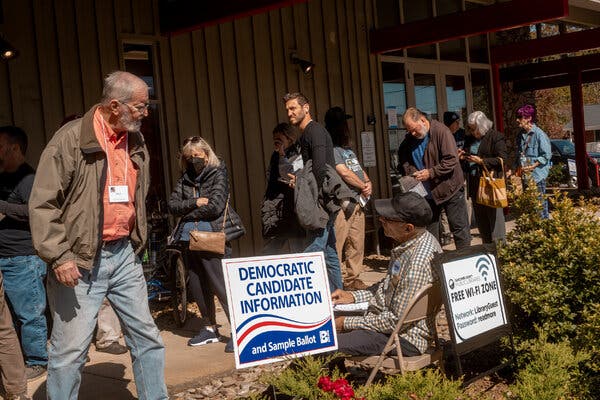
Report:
318,376,334,392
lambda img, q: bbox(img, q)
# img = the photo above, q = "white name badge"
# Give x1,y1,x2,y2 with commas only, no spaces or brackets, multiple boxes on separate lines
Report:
108,185,129,203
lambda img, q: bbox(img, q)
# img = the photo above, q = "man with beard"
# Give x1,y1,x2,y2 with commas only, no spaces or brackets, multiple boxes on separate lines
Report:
398,107,471,249
283,92,343,291
29,71,167,400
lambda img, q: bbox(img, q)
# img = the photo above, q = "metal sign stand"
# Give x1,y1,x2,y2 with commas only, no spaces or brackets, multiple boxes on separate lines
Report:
433,244,515,386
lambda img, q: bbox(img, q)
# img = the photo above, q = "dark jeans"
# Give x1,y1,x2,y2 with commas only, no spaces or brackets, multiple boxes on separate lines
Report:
427,188,471,249
185,246,231,326
337,329,420,357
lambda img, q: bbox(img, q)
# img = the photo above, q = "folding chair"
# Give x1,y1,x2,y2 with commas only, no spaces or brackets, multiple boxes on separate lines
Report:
351,283,445,386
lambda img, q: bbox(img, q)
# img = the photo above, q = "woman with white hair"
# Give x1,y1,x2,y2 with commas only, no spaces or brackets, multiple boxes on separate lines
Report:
168,136,244,352
459,111,508,243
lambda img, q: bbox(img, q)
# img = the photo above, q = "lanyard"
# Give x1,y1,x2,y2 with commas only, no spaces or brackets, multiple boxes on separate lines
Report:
100,117,128,186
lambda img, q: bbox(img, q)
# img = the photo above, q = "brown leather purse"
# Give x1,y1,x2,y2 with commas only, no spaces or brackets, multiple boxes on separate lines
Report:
188,191,229,255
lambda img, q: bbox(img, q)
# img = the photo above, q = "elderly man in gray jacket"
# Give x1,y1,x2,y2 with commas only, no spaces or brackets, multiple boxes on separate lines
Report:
397,107,471,249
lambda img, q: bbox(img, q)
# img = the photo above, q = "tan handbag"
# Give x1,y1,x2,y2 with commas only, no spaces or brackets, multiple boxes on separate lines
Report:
476,158,508,208
188,191,229,255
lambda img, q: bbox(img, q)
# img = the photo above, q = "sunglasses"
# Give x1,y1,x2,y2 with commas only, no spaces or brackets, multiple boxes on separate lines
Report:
183,136,202,145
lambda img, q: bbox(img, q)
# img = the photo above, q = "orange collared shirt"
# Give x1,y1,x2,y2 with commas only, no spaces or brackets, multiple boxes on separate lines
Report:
93,109,138,241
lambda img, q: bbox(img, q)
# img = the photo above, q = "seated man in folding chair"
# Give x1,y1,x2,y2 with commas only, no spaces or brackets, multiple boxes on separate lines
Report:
331,191,442,358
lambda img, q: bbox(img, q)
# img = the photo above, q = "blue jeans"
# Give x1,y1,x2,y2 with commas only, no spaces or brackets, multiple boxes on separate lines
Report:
0,255,48,366
304,213,343,292
537,179,549,219
46,239,167,400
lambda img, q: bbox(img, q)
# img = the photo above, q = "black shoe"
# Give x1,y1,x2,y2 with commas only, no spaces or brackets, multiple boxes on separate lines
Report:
96,342,128,355
26,364,47,381
225,339,234,353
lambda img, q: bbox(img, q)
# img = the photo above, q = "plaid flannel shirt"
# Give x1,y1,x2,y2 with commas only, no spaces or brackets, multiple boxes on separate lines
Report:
343,230,442,353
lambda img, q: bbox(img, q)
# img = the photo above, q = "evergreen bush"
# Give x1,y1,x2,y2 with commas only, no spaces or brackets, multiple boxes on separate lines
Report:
510,332,587,400
358,369,465,400
500,182,600,397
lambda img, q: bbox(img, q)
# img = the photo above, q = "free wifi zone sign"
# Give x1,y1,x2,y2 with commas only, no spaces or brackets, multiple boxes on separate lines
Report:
440,252,508,344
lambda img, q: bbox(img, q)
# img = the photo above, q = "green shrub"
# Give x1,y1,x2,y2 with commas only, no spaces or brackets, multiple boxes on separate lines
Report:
357,369,465,400
510,332,587,400
500,184,600,397
260,354,349,400
547,163,570,186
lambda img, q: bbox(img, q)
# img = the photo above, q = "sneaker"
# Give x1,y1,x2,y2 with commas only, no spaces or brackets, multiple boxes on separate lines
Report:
224,338,234,353
26,364,47,381
96,342,128,355
188,328,220,347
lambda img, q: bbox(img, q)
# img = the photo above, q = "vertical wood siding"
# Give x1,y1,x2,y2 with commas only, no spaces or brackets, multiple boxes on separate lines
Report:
0,0,388,256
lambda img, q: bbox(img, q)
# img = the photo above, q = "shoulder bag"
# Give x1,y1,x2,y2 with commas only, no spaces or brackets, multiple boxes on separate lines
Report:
188,190,228,255
476,158,508,208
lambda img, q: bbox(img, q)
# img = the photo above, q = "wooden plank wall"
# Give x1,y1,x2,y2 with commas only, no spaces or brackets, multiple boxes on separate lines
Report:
162,0,390,255
0,0,390,256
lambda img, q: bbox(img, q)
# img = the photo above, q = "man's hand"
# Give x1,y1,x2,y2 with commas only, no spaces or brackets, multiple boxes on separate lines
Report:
331,289,354,305
413,169,430,181
54,261,82,287
334,315,346,332
196,197,209,207
361,181,372,197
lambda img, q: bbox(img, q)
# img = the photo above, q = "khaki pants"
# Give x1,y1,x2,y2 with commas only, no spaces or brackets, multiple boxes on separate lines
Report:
334,206,365,286
0,270,27,397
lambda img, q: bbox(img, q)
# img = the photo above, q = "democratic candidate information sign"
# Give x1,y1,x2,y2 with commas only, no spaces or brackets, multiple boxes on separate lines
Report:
222,252,337,369
441,253,507,344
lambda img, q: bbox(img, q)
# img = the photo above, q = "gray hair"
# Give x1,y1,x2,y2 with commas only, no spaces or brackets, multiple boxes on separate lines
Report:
101,71,147,104
180,136,220,170
467,111,493,136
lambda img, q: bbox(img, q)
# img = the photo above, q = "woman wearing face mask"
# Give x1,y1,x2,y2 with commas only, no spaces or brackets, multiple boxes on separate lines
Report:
168,136,242,352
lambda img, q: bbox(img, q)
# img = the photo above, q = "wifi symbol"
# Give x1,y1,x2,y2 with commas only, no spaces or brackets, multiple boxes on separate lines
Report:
476,258,491,282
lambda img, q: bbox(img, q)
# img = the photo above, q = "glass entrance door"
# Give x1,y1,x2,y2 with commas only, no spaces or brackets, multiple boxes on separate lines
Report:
382,61,471,193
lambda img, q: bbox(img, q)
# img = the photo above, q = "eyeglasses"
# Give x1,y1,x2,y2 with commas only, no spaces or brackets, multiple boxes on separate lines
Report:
118,100,150,113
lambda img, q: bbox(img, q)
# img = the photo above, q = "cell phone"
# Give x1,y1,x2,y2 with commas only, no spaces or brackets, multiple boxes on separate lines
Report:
277,177,291,184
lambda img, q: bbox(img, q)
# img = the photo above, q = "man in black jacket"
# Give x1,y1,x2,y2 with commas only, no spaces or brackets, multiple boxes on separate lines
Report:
283,92,343,291
0,126,48,381
398,108,471,249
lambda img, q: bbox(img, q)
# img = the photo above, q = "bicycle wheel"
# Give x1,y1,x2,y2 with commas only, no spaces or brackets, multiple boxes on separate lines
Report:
171,253,188,327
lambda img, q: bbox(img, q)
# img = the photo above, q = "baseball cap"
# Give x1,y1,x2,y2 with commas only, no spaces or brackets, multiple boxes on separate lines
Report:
325,106,352,130
443,111,460,127
374,192,433,227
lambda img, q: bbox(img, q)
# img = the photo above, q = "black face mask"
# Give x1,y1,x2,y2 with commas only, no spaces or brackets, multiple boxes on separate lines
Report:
186,157,206,176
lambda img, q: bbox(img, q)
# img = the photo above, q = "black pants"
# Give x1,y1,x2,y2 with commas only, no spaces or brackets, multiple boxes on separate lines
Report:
337,329,420,357
427,187,471,250
184,247,231,326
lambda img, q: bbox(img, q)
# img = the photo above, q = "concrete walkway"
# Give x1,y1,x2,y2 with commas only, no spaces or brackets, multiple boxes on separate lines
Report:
19,222,515,399
23,310,235,399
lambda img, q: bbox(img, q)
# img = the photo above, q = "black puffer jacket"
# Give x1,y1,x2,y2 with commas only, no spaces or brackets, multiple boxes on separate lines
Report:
169,160,244,242
261,143,303,238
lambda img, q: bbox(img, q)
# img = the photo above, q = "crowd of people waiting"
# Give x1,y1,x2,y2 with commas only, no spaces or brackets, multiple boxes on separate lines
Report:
0,69,552,399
